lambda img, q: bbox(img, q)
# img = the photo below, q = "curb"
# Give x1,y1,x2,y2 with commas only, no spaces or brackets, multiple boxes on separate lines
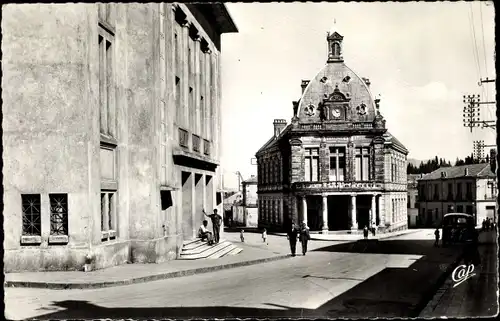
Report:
412,251,465,317
308,229,420,241
5,254,291,290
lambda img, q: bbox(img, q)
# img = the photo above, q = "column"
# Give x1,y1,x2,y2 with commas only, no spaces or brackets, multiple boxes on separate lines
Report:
371,194,376,227
301,196,308,226
322,195,328,233
351,194,357,230
379,195,385,227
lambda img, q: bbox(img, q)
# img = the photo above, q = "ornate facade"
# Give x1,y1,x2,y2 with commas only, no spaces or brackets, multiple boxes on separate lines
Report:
256,30,409,233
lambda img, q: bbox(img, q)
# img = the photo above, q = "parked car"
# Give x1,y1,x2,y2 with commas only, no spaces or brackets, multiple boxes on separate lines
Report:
441,213,476,246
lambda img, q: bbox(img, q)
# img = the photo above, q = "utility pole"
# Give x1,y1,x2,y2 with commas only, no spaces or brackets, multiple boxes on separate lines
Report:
473,140,496,162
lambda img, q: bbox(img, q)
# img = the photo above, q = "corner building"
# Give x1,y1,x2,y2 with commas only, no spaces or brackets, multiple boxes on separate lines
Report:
2,3,237,272
255,30,408,233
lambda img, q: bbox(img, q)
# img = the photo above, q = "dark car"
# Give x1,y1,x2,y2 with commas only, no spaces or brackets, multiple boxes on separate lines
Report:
441,213,476,246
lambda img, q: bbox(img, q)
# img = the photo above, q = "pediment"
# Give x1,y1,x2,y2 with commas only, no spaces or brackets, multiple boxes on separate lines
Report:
323,85,351,103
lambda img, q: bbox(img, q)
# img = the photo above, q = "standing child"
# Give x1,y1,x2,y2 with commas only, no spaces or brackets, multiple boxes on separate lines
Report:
363,226,369,240
240,229,245,242
262,228,268,245
434,228,440,247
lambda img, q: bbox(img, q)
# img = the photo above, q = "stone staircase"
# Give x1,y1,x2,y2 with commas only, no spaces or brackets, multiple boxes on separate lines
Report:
180,238,243,260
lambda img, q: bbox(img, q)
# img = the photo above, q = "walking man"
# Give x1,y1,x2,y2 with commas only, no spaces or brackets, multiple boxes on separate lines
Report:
434,228,440,247
299,221,310,256
363,226,369,240
287,222,299,257
203,208,222,243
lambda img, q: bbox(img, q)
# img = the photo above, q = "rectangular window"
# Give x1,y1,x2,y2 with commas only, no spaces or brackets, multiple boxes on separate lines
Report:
305,148,319,181
457,183,462,200
355,147,370,181
49,194,68,236
466,182,473,200
101,191,117,241
329,147,346,181
466,205,473,215
174,31,180,78
98,25,115,138
457,205,463,213
175,77,181,124
22,194,41,236
392,199,395,223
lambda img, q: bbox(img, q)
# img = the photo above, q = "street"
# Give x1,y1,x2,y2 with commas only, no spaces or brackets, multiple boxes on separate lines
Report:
6,229,483,320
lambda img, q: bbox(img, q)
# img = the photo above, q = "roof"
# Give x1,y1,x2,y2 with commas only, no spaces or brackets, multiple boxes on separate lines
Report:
444,213,474,217
383,132,409,154
193,4,238,34
243,176,257,184
256,124,292,155
420,163,495,181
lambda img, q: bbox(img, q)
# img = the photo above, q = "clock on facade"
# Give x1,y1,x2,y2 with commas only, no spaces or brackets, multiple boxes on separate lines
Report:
332,108,341,118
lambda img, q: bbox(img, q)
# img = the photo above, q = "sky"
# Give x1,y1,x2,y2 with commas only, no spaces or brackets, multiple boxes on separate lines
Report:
218,1,496,189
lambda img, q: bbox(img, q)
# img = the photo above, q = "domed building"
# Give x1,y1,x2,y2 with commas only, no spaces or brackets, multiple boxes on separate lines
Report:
255,29,409,234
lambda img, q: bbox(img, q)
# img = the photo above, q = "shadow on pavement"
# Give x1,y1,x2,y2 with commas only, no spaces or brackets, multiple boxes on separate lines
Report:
31,239,467,319
312,239,463,256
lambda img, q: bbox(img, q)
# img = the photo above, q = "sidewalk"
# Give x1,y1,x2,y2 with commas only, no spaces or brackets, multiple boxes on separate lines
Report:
308,228,420,241
229,227,420,241
419,230,498,318
5,235,294,290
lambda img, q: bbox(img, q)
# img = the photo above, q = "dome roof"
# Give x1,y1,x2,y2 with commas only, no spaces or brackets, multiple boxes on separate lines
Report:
297,62,377,123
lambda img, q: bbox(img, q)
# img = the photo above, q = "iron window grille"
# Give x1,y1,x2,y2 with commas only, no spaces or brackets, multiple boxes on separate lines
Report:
49,194,68,236
22,194,41,236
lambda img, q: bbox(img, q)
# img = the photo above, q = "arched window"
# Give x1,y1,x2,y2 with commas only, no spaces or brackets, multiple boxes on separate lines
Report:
332,42,341,56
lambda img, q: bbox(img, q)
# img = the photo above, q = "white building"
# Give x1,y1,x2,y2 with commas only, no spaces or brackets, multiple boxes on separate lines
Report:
417,163,497,227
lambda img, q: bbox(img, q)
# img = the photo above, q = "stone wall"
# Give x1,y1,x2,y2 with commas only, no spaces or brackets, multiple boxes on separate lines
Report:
2,3,228,272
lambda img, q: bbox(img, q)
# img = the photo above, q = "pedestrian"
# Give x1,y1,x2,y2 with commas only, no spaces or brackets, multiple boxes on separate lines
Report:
434,228,440,247
240,229,245,242
299,221,311,256
363,226,369,240
203,208,222,243
482,219,486,232
262,228,268,245
486,218,491,231
198,220,214,245
287,222,299,257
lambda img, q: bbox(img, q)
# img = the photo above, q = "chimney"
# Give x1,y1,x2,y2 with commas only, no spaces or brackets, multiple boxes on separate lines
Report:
273,119,287,138
301,80,310,93
464,167,469,176
362,77,371,87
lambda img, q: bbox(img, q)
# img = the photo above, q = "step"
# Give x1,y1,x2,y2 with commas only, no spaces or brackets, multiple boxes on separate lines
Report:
208,244,238,259
181,242,231,256
226,247,243,256
183,238,202,246
182,240,208,251
180,242,234,260
181,240,228,255
181,241,231,256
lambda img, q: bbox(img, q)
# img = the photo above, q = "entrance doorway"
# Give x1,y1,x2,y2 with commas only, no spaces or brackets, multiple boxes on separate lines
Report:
306,196,322,231
356,195,371,230
181,171,194,238
328,195,350,230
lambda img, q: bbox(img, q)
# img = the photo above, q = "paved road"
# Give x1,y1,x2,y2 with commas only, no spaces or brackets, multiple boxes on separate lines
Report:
5,229,461,320
420,230,498,318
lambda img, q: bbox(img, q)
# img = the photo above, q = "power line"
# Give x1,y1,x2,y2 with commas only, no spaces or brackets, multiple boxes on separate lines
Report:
468,4,482,80
478,1,491,122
